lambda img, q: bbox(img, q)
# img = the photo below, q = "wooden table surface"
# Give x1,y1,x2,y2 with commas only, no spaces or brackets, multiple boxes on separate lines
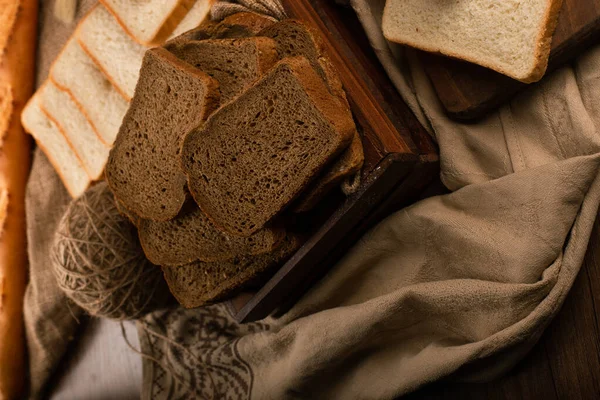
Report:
406,201,600,399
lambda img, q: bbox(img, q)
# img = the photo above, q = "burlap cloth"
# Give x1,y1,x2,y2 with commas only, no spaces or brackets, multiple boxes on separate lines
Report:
24,0,600,399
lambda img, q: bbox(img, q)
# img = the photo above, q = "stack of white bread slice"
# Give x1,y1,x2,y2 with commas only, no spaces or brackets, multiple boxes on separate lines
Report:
21,0,214,198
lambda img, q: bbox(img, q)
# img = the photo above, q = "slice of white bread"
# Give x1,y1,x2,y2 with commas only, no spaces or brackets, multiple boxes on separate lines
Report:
76,5,146,100
169,0,214,40
50,39,128,146
100,0,196,46
21,94,90,198
40,82,110,181
382,0,564,83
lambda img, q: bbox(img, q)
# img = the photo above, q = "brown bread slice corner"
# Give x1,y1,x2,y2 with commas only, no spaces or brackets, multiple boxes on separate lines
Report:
260,20,364,211
163,19,216,48
105,47,220,222
293,131,364,212
293,57,364,212
167,37,279,103
182,56,356,237
114,196,142,227
138,198,286,266
164,11,276,49
211,12,277,39
162,234,302,308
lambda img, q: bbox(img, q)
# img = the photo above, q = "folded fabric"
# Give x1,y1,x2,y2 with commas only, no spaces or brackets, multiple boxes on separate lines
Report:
139,153,600,399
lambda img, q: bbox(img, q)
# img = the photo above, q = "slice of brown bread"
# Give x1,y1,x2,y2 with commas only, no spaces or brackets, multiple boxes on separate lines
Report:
293,131,364,212
293,57,364,212
259,19,327,83
181,56,356,237
167,37,278,103
138,198,286,266
163,19,216,48
210,12,277,38
164,11,276,48
162,234,302,308
115,196,142,227
260,20,364,211
105,47,220,221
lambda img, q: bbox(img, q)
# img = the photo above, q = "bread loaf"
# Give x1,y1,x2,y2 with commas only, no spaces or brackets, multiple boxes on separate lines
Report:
0,1,37,397
182,56,355,236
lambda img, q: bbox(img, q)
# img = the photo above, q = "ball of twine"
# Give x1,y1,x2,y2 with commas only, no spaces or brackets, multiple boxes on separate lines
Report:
52,182,170,320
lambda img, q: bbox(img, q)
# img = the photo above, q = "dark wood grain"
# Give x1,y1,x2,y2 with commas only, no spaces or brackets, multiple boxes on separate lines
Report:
424,0,600,120
406,212,600,399
230,0,438,322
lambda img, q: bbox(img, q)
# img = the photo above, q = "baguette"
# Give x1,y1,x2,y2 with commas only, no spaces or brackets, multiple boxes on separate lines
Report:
0,0,38,398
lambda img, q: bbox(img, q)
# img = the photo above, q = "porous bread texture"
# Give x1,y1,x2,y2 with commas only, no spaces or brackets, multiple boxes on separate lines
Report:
138,198,285,266
168,0,214,39
168,37,278,103
382,0,565,83
210,11,276,38
100,0,196,45
260,19,326,80
21,94,90,198
76,5,146,100
50,39,128,146
40,82,109,181
294,131,364,212
164,12,276,49
106,47,220,222
259,20,364,211
182,56,355,237
115,196,142,227
162,235,301,308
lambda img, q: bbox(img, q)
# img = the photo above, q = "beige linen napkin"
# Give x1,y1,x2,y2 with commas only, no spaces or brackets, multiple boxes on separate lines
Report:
137,1,600,399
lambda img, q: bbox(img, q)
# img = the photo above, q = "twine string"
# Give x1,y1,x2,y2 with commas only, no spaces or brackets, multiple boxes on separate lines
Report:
52,183,168,320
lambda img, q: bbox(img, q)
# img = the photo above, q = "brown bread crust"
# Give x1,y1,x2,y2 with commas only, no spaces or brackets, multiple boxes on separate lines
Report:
138,198,286,266
162,235,302,308
182,56,355,237
168,37,279,103
260,20,364,211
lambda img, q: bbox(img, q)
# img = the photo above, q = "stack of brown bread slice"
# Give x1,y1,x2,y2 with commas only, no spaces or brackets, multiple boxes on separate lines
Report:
106,13,364,308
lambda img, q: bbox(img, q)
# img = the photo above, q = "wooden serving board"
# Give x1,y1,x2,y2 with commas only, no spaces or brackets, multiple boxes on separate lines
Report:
230,0,439,323
424,0,600,120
